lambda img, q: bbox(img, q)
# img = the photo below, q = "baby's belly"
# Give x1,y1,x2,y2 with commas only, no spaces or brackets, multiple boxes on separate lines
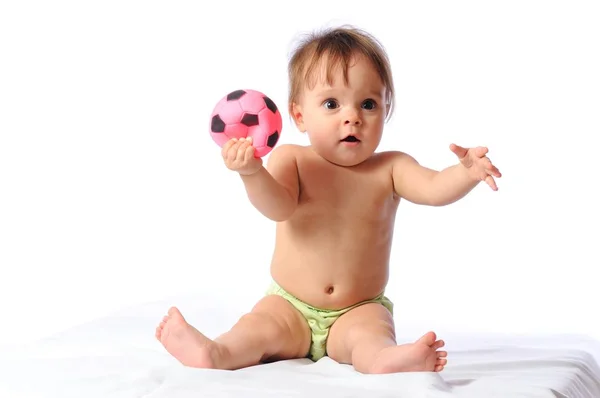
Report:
270,226,393,310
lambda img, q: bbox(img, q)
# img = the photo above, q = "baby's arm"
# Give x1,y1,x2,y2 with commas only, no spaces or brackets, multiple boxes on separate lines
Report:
391,152,479,206
240,144,299,221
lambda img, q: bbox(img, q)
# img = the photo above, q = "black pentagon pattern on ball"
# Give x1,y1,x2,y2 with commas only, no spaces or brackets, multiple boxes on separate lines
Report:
241,113,259,127
211,115,225,133
227,90,246,101
267,131,279,148
263,96,278,114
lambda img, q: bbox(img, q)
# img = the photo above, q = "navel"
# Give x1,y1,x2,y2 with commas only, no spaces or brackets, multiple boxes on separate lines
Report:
326,285,334,295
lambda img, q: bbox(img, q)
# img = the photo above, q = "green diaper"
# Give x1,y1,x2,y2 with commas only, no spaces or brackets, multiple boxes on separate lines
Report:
265,281,394,361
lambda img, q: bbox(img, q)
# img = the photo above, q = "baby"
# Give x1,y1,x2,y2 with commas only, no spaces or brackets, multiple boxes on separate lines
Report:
156,26,501,374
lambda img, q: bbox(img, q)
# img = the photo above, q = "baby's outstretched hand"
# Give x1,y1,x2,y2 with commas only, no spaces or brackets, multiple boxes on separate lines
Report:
222,137,263,176
450,143,502,190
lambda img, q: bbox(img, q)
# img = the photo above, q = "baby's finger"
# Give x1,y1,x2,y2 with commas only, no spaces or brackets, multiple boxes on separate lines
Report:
485,175,498,191
243,144,256,163
450,143,468,159
236,138,250,159
226,139,242,161
475,146,489,158
221,138,237,157
488,166,502,178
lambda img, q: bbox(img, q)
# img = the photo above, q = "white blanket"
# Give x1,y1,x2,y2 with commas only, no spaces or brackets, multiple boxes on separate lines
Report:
1,294,599,398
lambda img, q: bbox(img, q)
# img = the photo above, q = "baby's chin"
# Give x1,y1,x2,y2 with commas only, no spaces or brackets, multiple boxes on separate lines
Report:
310,145,375,167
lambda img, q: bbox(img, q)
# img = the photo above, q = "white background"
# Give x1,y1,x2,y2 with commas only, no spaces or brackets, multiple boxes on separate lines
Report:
1,0,599,349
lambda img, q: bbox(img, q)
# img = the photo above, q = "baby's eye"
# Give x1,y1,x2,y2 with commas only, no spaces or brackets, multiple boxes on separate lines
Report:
323,99,339,110
362,99,377,110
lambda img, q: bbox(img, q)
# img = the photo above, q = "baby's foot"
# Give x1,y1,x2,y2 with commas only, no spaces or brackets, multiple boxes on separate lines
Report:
369,331,448,374
155,307,224,369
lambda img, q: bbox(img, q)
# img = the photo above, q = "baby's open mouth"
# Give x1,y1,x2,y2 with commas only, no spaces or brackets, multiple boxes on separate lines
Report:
341,135,360,143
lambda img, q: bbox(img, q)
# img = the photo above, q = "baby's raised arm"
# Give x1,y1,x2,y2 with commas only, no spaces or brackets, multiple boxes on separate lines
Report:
391,151,479,207
238,143,300,221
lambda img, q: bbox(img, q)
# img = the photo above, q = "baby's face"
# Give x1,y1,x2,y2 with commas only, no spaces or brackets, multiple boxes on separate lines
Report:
293,54,388,166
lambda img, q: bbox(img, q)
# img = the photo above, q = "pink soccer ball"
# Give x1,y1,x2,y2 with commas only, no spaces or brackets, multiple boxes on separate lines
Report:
209,89,283,158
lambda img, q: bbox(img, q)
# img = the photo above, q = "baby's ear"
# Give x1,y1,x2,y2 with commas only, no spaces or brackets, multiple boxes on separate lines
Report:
291,103,306,132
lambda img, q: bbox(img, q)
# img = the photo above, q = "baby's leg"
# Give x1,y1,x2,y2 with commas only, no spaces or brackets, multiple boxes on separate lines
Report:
326,303,447,374
156,295,311,370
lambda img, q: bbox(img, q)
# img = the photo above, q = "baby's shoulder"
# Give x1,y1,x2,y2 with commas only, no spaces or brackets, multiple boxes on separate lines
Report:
375,149,412,161
267,143,314,164
268,143,306,157
368,150,414,169
266,143,302,163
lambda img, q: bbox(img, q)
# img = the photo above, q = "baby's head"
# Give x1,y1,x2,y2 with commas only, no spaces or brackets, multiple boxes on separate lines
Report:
287,26,395,166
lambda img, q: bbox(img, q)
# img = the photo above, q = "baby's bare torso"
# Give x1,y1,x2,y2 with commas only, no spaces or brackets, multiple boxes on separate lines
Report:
271,146,400,310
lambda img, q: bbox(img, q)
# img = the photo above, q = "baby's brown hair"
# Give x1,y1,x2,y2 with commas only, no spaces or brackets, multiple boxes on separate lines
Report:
288,26,395,121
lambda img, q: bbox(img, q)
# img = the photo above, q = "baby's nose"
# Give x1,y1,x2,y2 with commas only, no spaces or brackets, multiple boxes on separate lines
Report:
344,112,362,125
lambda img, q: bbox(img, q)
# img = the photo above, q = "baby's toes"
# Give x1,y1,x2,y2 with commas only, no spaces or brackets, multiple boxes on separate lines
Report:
434,364,445,372
437,350,447,358
431,340,445,350
156,318,168,338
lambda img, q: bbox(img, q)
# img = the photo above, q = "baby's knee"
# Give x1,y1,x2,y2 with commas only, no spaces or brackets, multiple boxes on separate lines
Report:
238,312,282,339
